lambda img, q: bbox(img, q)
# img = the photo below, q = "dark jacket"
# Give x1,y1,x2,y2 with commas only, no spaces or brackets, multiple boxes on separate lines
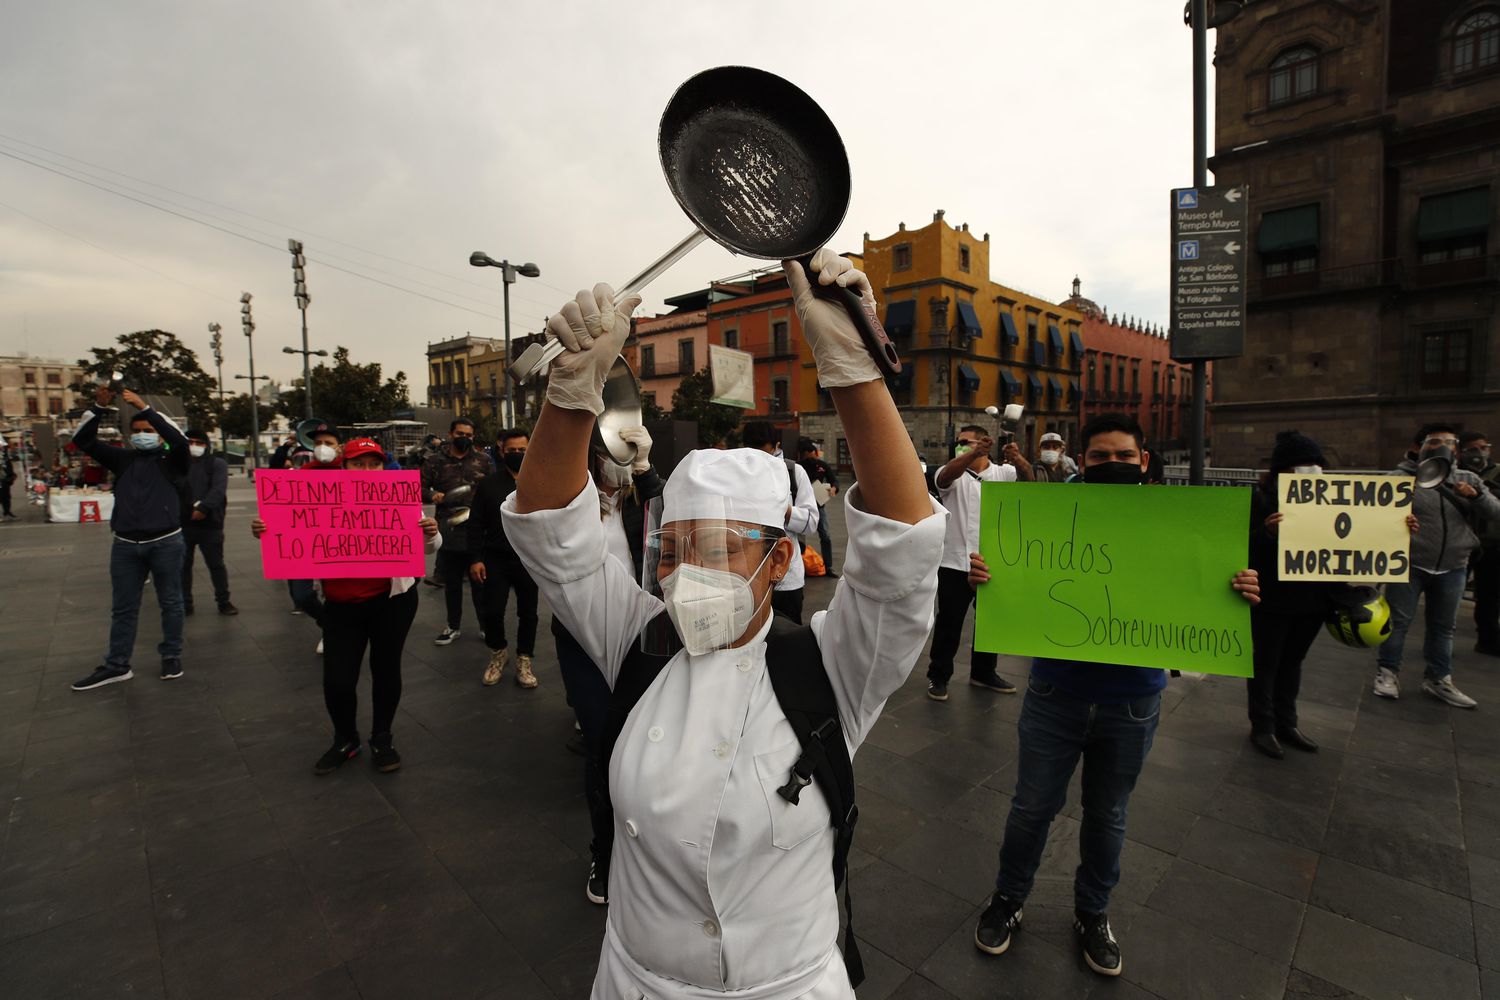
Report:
1248,480,1338,617
184,453,229,530
798,457,839,495
466,466,522,563
421,446,494,551
1394,457,1500,573
73,406,191,539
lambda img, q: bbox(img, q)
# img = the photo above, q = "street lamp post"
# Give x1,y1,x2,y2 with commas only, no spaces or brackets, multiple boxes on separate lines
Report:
285,239,325,418
238,292,264,470
469,252,541,428
209,322,226,453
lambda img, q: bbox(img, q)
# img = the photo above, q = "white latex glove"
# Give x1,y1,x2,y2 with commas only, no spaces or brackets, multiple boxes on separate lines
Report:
783,249,882,388
619,425,652,474
544,283,643,415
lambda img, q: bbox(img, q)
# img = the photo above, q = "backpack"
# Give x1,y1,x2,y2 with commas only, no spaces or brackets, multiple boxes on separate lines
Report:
602,612,865,988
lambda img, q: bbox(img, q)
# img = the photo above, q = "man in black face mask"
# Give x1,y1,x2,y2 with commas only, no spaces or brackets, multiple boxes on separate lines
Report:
421,417,494,645
1459,431,1500,656
467,428,541,687
967,412,1260,978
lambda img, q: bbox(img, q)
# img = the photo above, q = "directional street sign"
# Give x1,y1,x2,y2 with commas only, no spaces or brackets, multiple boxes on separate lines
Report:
1170,185,1249,361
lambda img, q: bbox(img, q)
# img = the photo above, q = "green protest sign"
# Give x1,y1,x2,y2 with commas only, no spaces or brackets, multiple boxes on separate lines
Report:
975,482,1253,678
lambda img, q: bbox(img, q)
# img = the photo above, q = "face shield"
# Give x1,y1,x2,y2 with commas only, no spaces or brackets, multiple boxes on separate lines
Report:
640,494,789,656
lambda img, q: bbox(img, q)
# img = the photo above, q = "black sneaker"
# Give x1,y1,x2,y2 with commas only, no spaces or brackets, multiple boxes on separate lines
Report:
71,665,133,691
975,894,1024,955
218,602,239,616
586,859,608,905
928,681,949,701
313,739,361,775
970,672,1017,694
1075,911,1122,976
160,658,184,681
369,732,401,773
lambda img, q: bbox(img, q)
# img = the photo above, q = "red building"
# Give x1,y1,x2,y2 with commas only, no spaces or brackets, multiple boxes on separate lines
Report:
704,271,807,426
1062,278,1207,455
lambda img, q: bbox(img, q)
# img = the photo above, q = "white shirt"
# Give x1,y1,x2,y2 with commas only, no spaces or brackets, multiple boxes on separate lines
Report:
502,483,944,999
778,461,819,593
938,462,1016,571
599,489,636,575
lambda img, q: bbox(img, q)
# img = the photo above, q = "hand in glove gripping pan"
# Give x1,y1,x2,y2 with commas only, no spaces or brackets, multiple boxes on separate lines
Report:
783,249,883,388
544,284,643,415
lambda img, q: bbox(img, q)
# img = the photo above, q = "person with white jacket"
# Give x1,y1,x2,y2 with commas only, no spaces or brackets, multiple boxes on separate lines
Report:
502,250,944,999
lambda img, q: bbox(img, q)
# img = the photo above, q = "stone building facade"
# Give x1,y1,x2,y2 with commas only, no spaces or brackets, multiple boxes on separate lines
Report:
1209,0,1500,468
424,335,499,418
0,355,86,432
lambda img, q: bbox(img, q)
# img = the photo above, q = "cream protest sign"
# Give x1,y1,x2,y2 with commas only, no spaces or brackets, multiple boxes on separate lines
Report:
1277,473,1414,583
709,344,754,409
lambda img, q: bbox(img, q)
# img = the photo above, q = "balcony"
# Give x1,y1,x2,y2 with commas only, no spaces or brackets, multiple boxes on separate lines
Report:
1410,254,1500,289
1248,258,1402,302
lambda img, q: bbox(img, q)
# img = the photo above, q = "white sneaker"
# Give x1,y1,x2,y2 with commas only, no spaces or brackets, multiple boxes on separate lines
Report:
434,627,461,646
1422,676,1478,709
315,638,324,655
1373,667,1400,699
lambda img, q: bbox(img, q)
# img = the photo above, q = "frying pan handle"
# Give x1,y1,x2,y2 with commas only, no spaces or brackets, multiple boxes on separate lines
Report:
793,255,902,377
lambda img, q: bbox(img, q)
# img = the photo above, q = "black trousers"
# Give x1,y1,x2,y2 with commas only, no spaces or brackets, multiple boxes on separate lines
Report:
0,479,12,515
322,587,418,742
1246,609,1323,733
478,553,539,655
182,525,230,608
1474,545,1500,649
555,625,613,872
437,548,484,630
928,566,997,683
771,587,804,625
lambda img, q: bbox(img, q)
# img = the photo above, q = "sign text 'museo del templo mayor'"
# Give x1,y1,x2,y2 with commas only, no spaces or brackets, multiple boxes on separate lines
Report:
974,482,1253,678
254,470,426,580
1277,473,1414,583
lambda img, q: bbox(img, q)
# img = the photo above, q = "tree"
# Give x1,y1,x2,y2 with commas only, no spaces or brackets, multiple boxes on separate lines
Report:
277,346,411,428
670,367,743,447
641,393,668,422
216,392,281,438
77,330,219,429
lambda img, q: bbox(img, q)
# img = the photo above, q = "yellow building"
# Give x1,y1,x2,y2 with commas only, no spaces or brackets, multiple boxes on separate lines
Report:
424,335,499,417
798,211,1085,468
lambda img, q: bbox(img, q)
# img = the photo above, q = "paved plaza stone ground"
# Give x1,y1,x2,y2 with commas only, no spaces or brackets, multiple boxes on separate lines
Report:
2,477,1499,1000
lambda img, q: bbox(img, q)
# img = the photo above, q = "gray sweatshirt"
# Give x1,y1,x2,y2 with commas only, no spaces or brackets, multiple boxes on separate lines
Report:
1394,457,1500,573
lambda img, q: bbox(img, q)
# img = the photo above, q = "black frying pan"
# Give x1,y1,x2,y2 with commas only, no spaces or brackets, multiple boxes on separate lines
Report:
508,66,901,384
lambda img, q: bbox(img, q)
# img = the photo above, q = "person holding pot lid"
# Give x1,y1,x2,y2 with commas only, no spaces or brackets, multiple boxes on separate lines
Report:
503,250,943,999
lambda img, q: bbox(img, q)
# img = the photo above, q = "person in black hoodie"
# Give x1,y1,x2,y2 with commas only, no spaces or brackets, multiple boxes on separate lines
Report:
71,386,192,690
1245,432,1342,759
468,428,541,688
181,428,237,616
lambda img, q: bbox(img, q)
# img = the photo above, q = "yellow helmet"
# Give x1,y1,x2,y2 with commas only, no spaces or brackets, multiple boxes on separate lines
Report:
1325,586,1392,648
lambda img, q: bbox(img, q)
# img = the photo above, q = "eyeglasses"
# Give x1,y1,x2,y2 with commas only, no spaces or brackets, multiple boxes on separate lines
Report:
649,525,779,572
1424,436,1459,448
956,439,980,447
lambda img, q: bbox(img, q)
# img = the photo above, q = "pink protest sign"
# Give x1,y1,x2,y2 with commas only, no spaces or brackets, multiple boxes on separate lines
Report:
255,469,426,580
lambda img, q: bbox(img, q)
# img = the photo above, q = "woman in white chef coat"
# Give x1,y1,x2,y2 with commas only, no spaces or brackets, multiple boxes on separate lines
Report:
501,250,944,1000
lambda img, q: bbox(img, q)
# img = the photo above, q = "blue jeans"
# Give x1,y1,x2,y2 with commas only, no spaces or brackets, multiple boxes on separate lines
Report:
996,676,1160,914
1377,567,1466,681
108,533,186,669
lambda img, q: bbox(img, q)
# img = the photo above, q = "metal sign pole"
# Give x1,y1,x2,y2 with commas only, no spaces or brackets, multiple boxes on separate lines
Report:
1190,0,1209,486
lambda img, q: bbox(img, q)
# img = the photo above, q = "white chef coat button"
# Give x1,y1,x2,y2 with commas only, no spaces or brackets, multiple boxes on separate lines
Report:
712,741,730,759
648,726,664,743
625,820,638,838
702,919,719,938
737,658,752,673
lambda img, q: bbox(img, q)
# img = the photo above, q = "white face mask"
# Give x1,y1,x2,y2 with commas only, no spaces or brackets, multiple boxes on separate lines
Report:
1293,464,1322,474
313,443,338,464
1039,449,1061,466
597,461,633,489
660,561,765,656
189,444,207,458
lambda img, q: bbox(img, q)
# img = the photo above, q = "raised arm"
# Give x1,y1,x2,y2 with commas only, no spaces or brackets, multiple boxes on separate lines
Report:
72,396,131,475
786,252,930,525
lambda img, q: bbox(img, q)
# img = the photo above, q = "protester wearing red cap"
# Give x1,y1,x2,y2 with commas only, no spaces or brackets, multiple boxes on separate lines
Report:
252,438,440,774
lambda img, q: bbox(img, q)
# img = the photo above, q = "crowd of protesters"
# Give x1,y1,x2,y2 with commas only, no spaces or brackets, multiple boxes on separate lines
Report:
39,266,1500,994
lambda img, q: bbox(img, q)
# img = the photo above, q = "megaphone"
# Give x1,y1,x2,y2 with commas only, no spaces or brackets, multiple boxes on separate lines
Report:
295,417,334,452
1417,446,1452,489
984,403,1025,443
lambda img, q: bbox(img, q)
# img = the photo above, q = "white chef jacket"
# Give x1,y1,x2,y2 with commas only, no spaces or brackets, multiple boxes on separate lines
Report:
601,489,635,575
777,461,819,593
937,462,1015,572
502,482,944,1000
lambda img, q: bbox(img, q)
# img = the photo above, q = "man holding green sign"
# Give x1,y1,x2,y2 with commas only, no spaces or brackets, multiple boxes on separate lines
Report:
967,414,1260,978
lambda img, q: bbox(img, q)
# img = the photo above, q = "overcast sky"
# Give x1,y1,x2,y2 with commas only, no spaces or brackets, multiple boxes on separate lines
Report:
0,1,1213,396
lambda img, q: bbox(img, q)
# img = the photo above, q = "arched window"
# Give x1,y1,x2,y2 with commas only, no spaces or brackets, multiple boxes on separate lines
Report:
1454,10,1500,74
1268,46,1320,105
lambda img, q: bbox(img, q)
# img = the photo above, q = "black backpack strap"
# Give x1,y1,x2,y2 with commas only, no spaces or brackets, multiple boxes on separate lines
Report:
764,617,864,989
